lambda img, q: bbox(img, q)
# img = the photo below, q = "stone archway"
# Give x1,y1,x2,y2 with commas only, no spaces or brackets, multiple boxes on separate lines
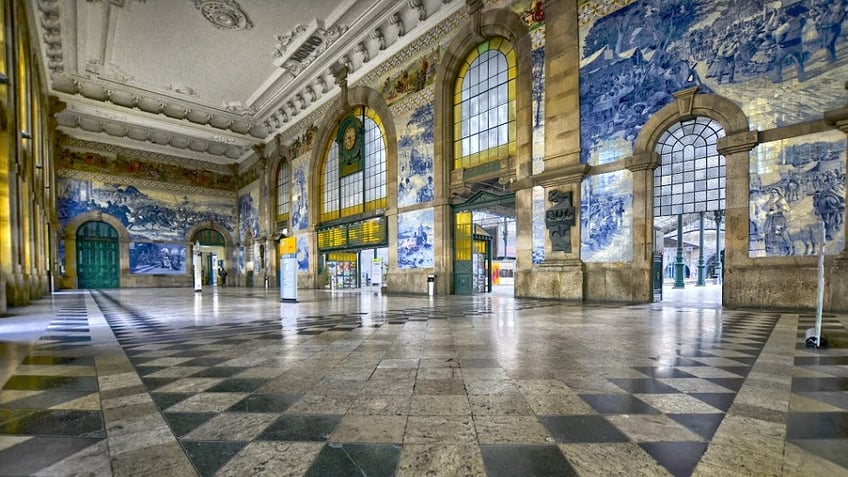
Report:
627,87,751,304
433,6,533,295
62,211,131,289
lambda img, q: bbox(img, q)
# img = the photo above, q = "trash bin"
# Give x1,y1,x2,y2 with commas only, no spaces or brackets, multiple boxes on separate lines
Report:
427,274,435,296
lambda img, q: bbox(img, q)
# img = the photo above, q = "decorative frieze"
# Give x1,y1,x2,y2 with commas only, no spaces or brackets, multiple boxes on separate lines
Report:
58,168,237,198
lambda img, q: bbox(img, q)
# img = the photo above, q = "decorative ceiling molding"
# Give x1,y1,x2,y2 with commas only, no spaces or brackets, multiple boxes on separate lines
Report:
51,75,265,137
37,0,64,73
56,110,250,161
33,0,464,163
192,0,253,30
258,0,465,140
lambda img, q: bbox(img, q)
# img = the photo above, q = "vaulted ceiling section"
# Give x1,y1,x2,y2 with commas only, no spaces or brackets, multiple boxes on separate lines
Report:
33,0,462,164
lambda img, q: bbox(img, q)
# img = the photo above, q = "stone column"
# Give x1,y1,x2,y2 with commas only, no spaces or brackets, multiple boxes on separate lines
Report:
516,0,585,301
540,0,580,172
717,130,759,307
625,151,660,302
527,165,588,300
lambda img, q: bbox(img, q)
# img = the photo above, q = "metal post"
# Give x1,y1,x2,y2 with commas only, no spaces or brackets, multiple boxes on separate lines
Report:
714,210,723,284
674,214,685,288
815,221,825,346
697,211,706,286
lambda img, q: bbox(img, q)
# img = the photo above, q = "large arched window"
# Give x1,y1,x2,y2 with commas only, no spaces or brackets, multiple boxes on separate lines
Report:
454,37,517,170
276,160,290,224
654,117,726,216
320,107,387,223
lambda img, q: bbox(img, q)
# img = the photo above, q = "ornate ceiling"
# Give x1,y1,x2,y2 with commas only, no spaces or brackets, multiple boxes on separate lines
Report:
32,0,462,164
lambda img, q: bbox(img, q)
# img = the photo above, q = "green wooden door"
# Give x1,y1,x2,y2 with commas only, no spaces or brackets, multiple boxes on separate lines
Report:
77,221,119,289
454,211,473,295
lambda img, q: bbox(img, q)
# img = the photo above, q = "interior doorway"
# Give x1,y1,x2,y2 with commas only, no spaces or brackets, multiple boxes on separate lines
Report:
651,117,726,305
76,221,119,289
453,190,516,296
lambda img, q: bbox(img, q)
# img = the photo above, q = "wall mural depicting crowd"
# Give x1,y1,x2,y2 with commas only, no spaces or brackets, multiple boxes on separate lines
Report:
580,0,848,165
129,243,186,275
57,175,236,275
581,171,634,262
398,208,435,269
397,99,436,208
58,176,236,242
750,130,846,257
578,0,848,263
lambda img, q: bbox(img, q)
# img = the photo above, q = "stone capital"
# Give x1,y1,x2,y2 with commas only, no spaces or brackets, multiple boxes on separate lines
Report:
625,151,659,172
717,130,759,156
533,163,590,188
824,106,848,134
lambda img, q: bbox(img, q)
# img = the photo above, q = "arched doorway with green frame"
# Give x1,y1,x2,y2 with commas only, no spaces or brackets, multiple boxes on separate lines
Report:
76,221,120,289
453,190,516,295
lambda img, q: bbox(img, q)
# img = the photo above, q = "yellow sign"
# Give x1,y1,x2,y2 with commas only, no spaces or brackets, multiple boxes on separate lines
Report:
282,237,297,256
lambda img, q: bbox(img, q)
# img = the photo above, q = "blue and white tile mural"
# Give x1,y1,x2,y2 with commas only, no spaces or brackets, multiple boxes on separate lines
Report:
292,154,310,231
398,102,435,208
296,235,309,272
532,186,546,264
397,208,435,269
580,0,848,165
57,177,235,242
749,130,846,257
129,243,186,275
238,184,259,243
581,171,633,262
532,40,546,175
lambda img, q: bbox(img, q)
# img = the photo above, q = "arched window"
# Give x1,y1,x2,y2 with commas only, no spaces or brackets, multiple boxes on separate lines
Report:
276,160,290,224
654,117,726,216
454,37,517,170
319,107,387,223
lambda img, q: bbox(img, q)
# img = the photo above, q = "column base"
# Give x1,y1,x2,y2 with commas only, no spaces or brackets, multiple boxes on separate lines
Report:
516,260,583,300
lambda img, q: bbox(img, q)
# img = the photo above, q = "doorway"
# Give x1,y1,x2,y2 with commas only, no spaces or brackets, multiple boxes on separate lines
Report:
652,117,726,304
193,228,226,286
76,221,119,289
453,190,516,296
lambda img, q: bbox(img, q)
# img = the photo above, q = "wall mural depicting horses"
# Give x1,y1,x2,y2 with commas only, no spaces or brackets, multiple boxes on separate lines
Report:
580,0,848,165
129,243,186,275
58,176,235,242
749,130,846,257
581,170,634,262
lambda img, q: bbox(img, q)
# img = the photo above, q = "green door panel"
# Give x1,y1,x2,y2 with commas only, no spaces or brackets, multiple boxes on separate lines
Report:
77,222,119,289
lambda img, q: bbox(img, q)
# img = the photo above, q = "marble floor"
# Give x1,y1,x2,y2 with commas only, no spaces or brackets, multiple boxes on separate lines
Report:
0,287,846,476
